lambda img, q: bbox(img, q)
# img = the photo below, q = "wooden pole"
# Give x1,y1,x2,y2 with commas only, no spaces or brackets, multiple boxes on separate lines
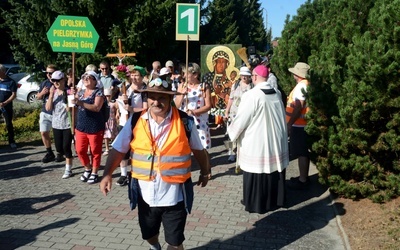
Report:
118,39,122,54
185,35,189,110
122,80,128,121
71,52,75,135
106,38,136,65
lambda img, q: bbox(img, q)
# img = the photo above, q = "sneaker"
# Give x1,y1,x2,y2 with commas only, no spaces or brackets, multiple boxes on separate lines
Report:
287,177,310,190
55,154,65,162
62,170,72,179
116,176,128,186
42,152,55,163
228,155,236,163
10,143,17,149
87,174,99,184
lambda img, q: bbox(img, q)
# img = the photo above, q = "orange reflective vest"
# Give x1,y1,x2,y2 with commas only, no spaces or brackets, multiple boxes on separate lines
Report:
286,80,309,126
130,108,192,183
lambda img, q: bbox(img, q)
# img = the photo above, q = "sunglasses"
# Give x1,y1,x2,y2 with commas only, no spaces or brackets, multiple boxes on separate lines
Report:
149,78,169,88
83,75,95,80
46,72,54,75
52,79,61,83
100,67,108,70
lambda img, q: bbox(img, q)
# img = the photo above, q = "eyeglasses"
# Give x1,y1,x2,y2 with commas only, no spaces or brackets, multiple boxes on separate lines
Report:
46,72,54,75
149,78,169,88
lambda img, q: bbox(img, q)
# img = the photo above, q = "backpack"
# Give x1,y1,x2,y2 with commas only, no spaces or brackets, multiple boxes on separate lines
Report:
130,109,193,141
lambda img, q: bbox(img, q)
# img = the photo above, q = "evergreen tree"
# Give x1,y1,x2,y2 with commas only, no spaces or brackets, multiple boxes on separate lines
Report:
273,0,400,201
2,0,128,72
1,0,198,72
202,0,267,51
246,0,267,51
2,0,268,71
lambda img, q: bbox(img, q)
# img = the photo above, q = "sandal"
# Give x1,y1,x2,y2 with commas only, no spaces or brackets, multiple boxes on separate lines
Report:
80,169,92,182
235,166,241,174
87,174,99,184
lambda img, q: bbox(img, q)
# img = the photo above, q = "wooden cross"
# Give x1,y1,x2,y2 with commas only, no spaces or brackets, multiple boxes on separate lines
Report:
106,38,136,65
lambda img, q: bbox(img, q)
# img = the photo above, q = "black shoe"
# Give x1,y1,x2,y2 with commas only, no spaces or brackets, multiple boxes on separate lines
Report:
116,176,128,186
42,152,55,163
55,154,65,162
287,177,310,190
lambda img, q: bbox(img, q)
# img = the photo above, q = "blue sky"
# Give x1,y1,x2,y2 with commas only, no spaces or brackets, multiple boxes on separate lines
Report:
261,0,308,38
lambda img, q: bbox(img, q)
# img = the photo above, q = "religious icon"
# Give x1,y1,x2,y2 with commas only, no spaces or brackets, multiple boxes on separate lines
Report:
201,44,241,127
201,45,241,109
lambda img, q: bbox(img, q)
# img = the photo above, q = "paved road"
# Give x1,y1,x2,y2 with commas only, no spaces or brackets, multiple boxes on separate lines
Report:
0,129,350,250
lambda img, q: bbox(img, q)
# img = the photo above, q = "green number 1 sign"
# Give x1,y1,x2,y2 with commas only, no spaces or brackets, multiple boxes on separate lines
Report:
176,3,200,41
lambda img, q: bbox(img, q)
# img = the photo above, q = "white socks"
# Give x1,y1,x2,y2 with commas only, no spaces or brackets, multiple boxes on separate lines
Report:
65,164,72,171
120,166,128,176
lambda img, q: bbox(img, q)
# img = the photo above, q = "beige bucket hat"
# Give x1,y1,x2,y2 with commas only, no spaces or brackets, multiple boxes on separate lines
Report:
288,62,310,78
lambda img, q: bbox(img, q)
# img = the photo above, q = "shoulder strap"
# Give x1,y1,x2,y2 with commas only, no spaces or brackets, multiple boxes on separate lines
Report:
177,109,193,141
234,79,240,90
91,88,103,99
62,88,68,104
130,111,142,129
130,111,143,141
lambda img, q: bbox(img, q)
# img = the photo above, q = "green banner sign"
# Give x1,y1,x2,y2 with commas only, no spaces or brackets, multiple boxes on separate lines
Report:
46,15,99,53
176,3,200,41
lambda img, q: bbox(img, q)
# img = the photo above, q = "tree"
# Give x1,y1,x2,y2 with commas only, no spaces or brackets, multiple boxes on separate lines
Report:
1,0,198,72
2,0,125,73
246,0,268,51
273,0,400,201
201,0,267,52
1,0,268,73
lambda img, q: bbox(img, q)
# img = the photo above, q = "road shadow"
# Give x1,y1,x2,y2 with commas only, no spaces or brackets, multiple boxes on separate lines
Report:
190,196,346,249
0,192,74,215
0,162,63,181
0,218,79,250
0,139,42,153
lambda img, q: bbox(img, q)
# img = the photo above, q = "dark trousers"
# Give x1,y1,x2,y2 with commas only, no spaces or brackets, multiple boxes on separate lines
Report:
53,128,73,158
2,104,15,144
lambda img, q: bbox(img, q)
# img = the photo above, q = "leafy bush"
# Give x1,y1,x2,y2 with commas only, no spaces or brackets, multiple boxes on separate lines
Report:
0,103,41,143
13,101,41,118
